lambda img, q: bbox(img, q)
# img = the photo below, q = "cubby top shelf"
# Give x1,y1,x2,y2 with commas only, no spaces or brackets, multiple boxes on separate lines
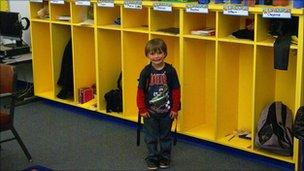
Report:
114,1,304,14
31,0,304,15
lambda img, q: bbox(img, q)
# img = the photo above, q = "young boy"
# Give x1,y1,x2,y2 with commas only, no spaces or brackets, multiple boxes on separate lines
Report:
137,38,181,170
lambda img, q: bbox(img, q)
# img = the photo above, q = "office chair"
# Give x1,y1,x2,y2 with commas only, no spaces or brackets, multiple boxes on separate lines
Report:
0,64,32,162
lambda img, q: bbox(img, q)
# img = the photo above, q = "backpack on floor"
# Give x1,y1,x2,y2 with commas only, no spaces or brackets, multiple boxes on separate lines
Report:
255,101,293,156
293,106,304,140
104,73,122,113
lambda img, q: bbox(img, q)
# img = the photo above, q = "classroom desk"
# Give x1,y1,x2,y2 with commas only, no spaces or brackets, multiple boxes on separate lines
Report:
1,53,32,65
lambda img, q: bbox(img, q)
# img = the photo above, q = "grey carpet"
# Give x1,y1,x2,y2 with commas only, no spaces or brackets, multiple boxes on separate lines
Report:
0,100,289,170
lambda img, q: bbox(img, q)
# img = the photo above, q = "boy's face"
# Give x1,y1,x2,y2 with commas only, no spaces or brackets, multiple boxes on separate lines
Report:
148,51,166,67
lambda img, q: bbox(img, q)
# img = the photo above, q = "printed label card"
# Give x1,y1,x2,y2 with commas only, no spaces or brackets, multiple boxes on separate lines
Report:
186,3,208,14
124,0,142,10
98,0,115,7
223,4,249,16
262,8,291,19
153,2,172,12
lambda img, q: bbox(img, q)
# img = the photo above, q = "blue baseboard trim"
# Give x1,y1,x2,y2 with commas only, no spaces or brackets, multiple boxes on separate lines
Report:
40,98,294,171
41,98,138,129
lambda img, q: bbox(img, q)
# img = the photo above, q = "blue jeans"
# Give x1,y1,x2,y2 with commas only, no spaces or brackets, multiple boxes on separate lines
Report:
143,112,173,162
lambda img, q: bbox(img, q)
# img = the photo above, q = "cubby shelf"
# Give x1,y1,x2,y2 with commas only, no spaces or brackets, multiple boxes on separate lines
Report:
30,1,304,168
217,136,252,151
31,18,50,23
256,39,298,49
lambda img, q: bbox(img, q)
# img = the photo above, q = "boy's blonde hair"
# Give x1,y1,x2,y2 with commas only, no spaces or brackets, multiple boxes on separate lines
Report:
145,38,167,57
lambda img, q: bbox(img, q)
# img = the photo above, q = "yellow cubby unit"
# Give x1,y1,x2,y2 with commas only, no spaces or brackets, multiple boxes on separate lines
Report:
30,1,50,21
182,38,216,141
217,12,254,44
182,10,216,40
216,42,254,150
71,1,94,25
31,22,53,99
150,8,180,35
30,1,304,168
97,29,122,115
122,32,149,122
50,1,71,24
51,24,73,102
96,5,121,29
72,26,96,107
122,6,149,33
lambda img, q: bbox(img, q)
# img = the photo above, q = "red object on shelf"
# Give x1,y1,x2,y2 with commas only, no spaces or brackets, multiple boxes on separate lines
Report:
273,0,289,6
78,87,94,104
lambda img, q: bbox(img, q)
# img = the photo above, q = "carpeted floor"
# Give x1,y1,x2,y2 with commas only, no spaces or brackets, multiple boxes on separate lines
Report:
0,100,292,170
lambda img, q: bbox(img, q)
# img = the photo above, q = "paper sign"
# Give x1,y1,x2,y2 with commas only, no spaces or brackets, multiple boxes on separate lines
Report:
124,0,142,9
30,0,43,3
50,0,65,4
153,2,172,12
97,0,114,7
186,4,208,13
262,8,291,19
223,5,248,16
75,0,91,6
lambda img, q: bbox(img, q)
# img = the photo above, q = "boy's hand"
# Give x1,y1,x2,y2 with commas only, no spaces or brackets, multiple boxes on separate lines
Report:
140,112,150,118
170,111,178,119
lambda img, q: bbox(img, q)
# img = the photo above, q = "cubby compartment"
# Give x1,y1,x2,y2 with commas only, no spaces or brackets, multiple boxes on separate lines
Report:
71,1,94,26
30,1,49,21
72,26,96,109
122,32,149,121
31,22,53,99
51,24,74,103
253,45,297,162
122,7,148,33
50,1,71,24
97,29,122,115
182,11,215,40
181,38,216,140
216,42,254,150
96,5,121,29
150,8,180,36
217,13,254,44
256,15,299,49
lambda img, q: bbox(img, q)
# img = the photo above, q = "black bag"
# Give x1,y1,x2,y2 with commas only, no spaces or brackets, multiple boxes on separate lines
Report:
255,101,293,156
104,73,122,113
293,106,304,140
269,17,298,37
269,17,298,70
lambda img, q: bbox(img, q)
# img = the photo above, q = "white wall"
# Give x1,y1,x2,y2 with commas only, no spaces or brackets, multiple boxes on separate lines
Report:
9,0,32,83
9,0,31,47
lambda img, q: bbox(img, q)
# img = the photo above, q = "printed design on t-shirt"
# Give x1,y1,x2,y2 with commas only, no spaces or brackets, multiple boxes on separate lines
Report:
148,71,170,113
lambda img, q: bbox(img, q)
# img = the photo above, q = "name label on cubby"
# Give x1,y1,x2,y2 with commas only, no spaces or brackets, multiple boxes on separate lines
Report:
223,5,248,16
124,0,142,10
262,8,291,19
97,0,114,7
185,4,208,14
30,0,43,3
50,0,64,4
153,2,172,12
75,0,91,6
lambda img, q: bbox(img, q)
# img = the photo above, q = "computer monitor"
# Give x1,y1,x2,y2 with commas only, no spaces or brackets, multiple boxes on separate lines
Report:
0,11,22,42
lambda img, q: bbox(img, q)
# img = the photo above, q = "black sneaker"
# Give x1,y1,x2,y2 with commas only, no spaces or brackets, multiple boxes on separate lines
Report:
159,159,170,169
147,160,158,170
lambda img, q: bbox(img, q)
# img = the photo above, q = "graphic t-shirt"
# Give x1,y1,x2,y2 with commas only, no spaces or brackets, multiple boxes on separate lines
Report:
138,63,180,114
